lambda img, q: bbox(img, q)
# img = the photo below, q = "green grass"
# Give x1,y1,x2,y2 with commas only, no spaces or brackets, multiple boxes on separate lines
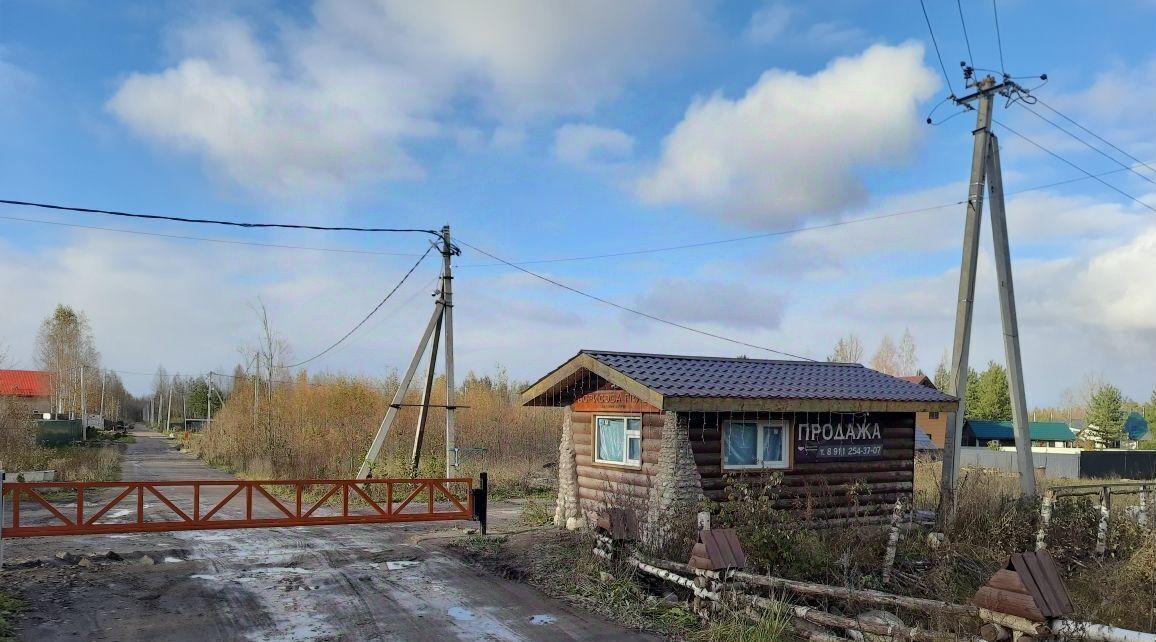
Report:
0,592,23,641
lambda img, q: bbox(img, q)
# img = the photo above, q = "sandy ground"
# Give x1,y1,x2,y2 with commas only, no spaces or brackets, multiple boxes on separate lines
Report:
2,431,657,641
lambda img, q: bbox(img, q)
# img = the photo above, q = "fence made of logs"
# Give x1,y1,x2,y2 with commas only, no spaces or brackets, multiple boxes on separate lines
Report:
590,509,1155,642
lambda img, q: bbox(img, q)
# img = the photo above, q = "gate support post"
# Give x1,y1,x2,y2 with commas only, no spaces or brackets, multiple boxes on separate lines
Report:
471,472,488,536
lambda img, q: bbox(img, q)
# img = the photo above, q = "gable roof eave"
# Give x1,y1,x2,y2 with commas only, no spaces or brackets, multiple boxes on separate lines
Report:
520,352,665,410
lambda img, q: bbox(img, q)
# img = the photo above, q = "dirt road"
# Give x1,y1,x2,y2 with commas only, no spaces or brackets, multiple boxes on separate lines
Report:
3,431,656,641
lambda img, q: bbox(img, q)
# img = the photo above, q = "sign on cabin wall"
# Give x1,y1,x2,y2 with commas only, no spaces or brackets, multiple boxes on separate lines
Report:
794,418,884,463
573,388,660,413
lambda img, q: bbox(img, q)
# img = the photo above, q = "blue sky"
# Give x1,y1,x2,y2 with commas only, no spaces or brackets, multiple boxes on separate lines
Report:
1,0,1155,406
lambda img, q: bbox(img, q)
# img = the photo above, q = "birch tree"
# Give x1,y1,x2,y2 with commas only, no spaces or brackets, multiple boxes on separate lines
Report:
34,304,101,414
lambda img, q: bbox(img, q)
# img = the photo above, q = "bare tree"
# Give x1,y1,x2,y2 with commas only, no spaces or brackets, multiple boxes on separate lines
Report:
897,328,918,375
827,334,864,363
869,335,901,376
35,304,101,414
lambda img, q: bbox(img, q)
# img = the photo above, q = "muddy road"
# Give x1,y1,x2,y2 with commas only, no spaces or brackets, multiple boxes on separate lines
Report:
3,431,655,641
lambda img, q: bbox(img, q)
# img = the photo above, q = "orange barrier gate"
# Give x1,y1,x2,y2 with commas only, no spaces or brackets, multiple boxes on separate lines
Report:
0,477,477,538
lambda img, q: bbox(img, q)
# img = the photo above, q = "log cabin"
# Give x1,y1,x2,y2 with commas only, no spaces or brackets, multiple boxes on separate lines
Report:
521,350,958,540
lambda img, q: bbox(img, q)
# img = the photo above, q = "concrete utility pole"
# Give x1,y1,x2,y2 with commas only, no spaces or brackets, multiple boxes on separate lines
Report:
207,373,213,426
99,370,106,420
939,75,1036,527
358,225,458,480
166,376,174,433
80,366,87,436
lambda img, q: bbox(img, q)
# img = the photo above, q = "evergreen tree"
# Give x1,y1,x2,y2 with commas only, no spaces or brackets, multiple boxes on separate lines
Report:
1087,384,1127,447
933,351,951,392
962,362,1012,421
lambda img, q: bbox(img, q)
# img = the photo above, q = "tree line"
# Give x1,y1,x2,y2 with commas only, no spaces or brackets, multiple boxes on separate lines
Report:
829,330,1154,448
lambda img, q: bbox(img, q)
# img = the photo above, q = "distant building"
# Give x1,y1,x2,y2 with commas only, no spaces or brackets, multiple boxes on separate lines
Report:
900,375,949,447
0,369,54,418
963,419,1077,448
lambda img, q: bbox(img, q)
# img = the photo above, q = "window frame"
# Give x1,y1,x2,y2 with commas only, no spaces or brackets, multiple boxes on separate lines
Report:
593,415,643,468
721,419,790,471
928,411,940,419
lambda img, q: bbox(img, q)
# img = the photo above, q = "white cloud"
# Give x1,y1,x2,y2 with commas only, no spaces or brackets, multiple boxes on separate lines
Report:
636,42,939,227
552,124,635,166
745,4,794,45
633,279,785,330
107,1,705,196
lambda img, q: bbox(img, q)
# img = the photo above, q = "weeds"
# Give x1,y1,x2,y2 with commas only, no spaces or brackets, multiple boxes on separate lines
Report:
193,370,561,497
0,592,22,642
519,498,553,527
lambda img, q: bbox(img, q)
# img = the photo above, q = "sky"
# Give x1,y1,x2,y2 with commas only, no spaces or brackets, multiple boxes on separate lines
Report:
1,0,1155,406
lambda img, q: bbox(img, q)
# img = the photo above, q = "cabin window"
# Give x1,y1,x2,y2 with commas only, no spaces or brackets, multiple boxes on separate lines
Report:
595,416,642,466
723,420,788,469
929,411,940,419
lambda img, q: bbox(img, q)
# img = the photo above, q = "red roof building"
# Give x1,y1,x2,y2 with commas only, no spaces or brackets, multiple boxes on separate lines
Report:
0,370,55,398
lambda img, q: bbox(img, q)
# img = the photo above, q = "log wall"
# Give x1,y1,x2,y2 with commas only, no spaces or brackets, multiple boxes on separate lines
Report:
688,411,915,518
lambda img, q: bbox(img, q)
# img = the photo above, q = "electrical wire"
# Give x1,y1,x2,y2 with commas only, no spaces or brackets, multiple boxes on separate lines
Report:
993,118,1156,214
992,0,1006,75
1032,97,1156,181
455,238,816,362
919,0,957,95
0,198,442,236
286,244,437,368
1014,102,1156,186
0,214,423,257
956,0,975,66
458,162,1156,269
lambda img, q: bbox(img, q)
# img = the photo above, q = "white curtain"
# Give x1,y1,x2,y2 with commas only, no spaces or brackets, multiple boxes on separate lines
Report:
725,422,758,466
763,424,783,462
597,417,624,462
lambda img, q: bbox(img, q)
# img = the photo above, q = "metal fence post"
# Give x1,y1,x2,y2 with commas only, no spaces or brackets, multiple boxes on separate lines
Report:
473,472,488,536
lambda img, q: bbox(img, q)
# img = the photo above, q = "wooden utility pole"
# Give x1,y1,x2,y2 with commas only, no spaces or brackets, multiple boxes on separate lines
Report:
358,225,458,480
939,76,1036,527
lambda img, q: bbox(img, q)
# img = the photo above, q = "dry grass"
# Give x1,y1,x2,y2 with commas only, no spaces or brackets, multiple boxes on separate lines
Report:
0,399,121,482
193,370,561,496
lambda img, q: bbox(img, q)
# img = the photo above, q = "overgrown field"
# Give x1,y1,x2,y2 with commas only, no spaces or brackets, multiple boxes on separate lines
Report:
192,370,561,496
0,400,122,481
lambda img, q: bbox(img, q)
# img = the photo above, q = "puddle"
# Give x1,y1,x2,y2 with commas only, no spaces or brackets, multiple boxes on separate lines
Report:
447,607,475,621
385,561,420,571
163,557,183,563
529,615,556,625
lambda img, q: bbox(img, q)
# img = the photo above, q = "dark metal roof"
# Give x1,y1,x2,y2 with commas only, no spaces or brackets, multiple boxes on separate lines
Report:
581,350,957,404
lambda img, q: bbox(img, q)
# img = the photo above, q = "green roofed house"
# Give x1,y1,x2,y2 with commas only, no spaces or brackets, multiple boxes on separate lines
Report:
962,419,1077,448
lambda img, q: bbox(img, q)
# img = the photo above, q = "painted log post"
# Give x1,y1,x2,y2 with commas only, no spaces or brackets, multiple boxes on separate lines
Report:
645,412,702,547
881,495,903,583
738,593,970,642
1035,490,1054,551
1094,487,1110,557
729,569,980,618
554,407,585,530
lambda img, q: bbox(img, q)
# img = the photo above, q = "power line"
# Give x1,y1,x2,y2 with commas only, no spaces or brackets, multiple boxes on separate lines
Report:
993,118,1156,214
455,238,816,362
991,0,1006,74
919,0,956,95
287,245,437,368
458,162,1155,268
0,214,423,257
1014,102,1156,186
0,198,442,236
1031,97,1156,181
955,0,975,66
